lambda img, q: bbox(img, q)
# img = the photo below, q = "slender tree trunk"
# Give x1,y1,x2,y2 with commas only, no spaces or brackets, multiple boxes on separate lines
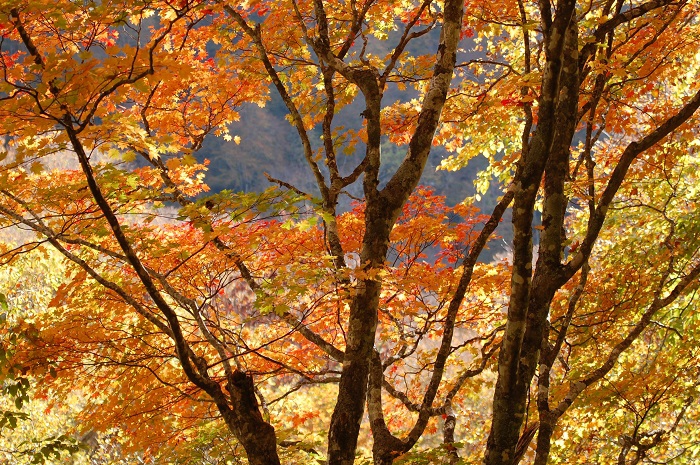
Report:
443,401,460,465
326,74,388,465
533,414,556,465
325,0,463,460
368,350,409,465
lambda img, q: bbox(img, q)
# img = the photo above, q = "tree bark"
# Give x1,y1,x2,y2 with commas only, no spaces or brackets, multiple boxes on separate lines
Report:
443,400,460,464
64,121,281,464
484,1,577,462
326,67,386,464
324,0,464,462
221,371,281,465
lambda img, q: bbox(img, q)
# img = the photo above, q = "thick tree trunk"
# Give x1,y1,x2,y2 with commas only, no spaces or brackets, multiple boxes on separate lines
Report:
484,2,577,463
221,371,281,465
326,253,387,464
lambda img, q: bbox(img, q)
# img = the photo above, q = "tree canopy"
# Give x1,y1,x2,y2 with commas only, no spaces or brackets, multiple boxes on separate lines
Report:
1,0,700,464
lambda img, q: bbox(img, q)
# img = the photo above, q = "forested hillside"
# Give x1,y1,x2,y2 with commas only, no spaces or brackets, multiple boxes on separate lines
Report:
197,26,492,206
201,93,488,205
198,65,506,258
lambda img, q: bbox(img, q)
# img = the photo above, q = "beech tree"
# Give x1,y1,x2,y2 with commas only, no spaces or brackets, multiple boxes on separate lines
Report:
1,0,700,464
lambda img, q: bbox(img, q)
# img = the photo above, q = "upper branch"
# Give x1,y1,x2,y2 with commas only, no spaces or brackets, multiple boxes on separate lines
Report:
10,9,43,67
578,0,683,74
564,87,700,279
62,119,221,396
380,0,464,212
224,6,330,204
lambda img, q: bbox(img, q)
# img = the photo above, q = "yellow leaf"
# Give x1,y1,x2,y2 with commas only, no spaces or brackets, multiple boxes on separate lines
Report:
30,162,44,174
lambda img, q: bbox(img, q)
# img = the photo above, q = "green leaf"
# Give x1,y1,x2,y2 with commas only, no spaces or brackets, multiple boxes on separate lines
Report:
182,154,197,166
132,79,150,93
54,14,68,29
122,151,137,162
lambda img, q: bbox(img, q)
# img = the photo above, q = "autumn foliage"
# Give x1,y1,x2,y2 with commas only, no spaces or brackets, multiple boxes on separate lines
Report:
1,0,700,464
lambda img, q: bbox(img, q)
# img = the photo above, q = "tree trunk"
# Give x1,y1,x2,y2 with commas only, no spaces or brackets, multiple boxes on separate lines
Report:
326,268,386,465
325,0,463,460
221,371,281,465
326,74,388,465
484,2,577,463
533,414,556,465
